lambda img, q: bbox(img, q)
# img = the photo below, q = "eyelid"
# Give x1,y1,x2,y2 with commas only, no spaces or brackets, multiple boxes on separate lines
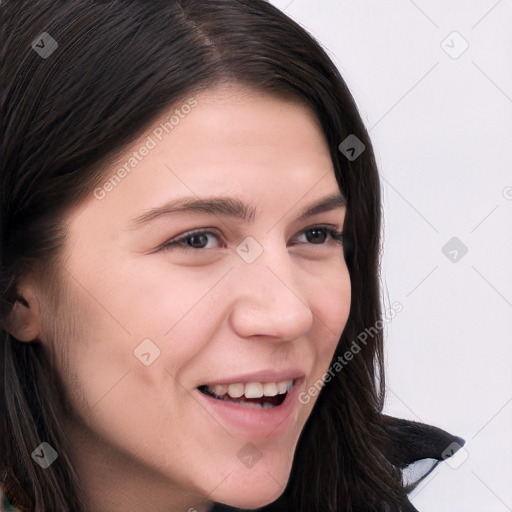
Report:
160,223,344,252
163,227,223,250
293,224,344,245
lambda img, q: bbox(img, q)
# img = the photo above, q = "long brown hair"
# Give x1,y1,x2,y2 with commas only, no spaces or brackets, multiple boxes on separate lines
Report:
1,1,414,510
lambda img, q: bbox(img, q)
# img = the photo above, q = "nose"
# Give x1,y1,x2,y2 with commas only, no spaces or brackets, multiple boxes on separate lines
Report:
228,243,314,341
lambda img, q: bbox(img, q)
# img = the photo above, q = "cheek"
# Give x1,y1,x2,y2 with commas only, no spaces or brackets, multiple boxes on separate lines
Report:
58,269,225,435
309,261,351,357
111,259,227,338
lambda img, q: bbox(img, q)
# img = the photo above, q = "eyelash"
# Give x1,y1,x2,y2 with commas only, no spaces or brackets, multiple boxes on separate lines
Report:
160,225,344,252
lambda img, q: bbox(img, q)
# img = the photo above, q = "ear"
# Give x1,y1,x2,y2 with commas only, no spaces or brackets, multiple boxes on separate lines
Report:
4,281,42,342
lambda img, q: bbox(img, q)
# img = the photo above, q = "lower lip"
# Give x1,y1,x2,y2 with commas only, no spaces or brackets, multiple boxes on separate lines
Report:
195,378,305,439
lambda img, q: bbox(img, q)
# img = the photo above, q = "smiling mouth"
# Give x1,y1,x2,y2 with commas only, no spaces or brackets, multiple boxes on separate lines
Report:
197,380,295,409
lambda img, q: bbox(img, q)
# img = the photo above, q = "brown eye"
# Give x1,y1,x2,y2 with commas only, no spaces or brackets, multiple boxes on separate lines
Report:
305,227,328,244
186,233,210,248
294,226,344,247
161,230,221,252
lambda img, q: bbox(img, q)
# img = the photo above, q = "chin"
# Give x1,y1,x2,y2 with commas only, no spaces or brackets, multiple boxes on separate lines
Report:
212,468,288,509
218,490,283,510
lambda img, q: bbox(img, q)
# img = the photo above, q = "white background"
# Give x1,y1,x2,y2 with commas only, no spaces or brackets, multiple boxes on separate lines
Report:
269,1,512,511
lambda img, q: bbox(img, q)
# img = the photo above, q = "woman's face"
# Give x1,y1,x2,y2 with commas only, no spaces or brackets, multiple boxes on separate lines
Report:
42,85,351,511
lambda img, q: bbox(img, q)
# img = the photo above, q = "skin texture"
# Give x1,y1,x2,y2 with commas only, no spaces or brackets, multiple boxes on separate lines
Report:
16,85,351,511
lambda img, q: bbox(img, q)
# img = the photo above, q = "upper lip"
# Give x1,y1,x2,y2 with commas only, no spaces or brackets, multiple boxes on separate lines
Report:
198,368,306,387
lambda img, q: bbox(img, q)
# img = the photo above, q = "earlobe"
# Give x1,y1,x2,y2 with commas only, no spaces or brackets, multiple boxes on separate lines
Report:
4,285,42,342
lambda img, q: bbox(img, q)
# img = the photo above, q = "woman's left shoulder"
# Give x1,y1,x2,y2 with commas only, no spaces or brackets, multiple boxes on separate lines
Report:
381,414,466,491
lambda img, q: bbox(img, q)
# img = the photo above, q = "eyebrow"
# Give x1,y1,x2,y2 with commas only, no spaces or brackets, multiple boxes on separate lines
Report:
128,193,346,229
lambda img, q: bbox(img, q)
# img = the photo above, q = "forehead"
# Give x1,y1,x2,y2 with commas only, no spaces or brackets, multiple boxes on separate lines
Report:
67,84,340,235
169,83,327,157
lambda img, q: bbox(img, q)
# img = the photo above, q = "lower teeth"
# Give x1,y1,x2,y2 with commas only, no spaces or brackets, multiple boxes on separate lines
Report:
217,394,279,409
234,401,276,409
198,386,282,408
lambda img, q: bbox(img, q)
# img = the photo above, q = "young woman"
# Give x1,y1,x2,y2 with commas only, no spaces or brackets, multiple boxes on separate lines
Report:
0,1,464,511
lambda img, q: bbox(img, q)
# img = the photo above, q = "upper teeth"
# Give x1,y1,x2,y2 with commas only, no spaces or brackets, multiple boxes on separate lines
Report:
209,380,294,399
